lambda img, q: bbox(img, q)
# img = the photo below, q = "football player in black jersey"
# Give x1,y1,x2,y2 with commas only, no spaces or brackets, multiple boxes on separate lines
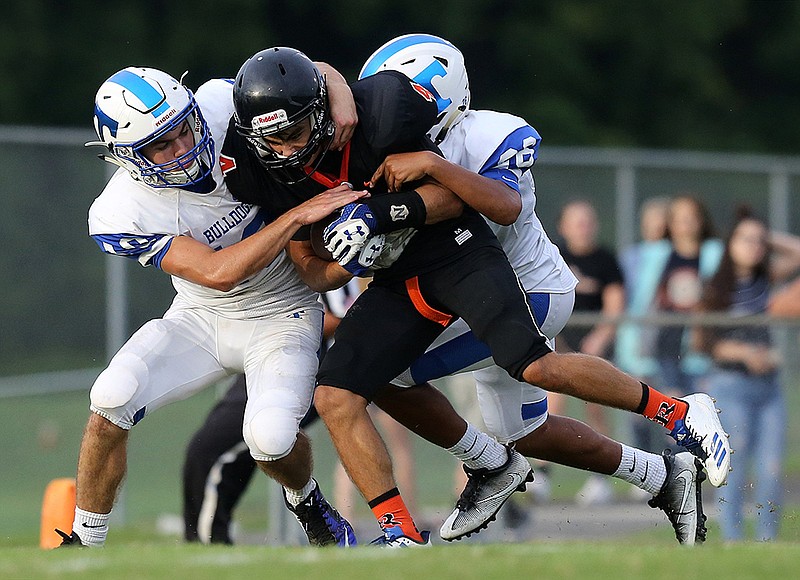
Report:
223,47,728,546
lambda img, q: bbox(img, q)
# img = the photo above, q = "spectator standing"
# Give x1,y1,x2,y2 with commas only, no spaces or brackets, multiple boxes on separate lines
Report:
697,207,800,541
617,195,723,400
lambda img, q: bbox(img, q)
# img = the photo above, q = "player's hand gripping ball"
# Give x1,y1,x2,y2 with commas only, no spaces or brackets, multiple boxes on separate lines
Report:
323,203,378,264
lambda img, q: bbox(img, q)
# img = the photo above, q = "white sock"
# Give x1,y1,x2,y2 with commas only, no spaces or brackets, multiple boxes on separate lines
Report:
446,423,507,471
612,444,667,495
72,507,110,547
284,478,317,507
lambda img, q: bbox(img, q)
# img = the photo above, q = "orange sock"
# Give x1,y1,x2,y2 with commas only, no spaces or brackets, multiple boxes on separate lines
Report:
368,488,422,542
639,384,688,431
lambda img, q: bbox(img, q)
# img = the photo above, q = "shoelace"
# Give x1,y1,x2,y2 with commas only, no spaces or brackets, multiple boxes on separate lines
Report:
293,495,339,545
672,422,708,456
455,467,490,511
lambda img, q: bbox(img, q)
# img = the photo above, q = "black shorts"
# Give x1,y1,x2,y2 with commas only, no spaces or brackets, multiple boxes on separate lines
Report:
316,245,552,400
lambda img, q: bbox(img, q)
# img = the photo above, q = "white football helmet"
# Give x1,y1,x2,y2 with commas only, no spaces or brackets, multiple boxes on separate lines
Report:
87,67,214,188
359,33,470,144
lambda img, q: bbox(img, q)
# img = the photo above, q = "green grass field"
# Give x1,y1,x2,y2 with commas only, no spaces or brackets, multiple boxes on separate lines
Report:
4,540,800,579
2,375,800,577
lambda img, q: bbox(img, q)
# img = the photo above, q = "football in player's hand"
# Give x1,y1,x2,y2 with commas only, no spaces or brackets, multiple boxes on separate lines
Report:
310,212,337,261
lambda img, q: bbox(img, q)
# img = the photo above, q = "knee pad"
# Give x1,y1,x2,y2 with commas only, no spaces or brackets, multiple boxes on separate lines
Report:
243,389,302,461
90,353,145,410
474,366,549,442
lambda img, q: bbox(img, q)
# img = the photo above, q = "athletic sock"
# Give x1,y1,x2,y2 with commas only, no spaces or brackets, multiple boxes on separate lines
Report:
637,383,689,431
446,423,507,471
612,444,667,495
283,478,317,508
368,488,423,542
72,507,110,547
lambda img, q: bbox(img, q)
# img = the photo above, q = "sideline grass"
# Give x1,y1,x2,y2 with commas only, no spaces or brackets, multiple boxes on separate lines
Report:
4,541,800,579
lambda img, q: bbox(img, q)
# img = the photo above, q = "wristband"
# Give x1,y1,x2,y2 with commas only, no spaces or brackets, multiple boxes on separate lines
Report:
365,190,427,234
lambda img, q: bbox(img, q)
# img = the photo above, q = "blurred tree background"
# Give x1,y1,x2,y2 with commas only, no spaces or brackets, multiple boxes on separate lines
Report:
2,0,800,376
1,0,799,153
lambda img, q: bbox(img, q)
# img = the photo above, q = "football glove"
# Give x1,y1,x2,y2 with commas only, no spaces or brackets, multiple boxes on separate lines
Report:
340,234,385,276
323,203,378,265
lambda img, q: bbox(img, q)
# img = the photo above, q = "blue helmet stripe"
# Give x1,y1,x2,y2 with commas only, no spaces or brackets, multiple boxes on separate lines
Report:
108,69,171,117
360,33,455,79
94,102,119,137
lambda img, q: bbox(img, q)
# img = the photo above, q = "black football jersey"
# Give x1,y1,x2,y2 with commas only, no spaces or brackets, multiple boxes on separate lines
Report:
221,70,501,282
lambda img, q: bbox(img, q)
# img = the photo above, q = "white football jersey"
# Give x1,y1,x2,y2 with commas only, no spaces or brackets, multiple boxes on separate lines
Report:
439,110,577,294
88,79,320,320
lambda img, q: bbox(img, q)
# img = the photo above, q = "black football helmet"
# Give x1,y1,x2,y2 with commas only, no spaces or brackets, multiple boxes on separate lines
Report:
233,47,335,183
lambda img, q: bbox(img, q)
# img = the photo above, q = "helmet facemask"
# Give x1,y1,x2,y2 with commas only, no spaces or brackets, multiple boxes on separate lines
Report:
237,97,334,185
116,99,214,188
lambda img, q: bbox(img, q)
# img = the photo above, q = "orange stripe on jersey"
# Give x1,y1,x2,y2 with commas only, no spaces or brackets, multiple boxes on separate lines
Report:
405,276,453,327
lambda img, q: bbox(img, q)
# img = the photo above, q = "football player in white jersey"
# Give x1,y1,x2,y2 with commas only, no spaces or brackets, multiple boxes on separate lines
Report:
56,66,362,548
358,34,727,545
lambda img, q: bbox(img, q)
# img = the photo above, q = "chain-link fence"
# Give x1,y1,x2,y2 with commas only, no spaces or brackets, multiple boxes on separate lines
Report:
2,124,799,384
2,125,799,542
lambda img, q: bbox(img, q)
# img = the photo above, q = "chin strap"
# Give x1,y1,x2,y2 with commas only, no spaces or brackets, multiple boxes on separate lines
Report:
84,140,125,169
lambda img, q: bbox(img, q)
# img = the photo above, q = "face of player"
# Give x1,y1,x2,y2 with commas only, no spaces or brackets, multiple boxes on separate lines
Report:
141,120,196,168
261,117,314,160
729,218,767,275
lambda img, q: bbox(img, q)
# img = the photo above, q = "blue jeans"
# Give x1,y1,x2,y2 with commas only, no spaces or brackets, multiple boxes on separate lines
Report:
656,356,699,396
705,368,785,541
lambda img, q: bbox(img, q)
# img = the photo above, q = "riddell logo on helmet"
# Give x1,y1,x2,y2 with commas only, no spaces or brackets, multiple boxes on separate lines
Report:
153,108,178,128
252,109,288,130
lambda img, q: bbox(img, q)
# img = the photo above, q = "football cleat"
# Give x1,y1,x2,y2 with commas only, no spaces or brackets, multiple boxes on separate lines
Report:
284,482,357,547
370,529,432,548
440,446,534,541
54,528,86,547
669,393,731,487
648,450,707,546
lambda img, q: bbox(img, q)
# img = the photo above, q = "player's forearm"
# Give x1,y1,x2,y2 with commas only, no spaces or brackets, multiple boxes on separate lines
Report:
164,211,303,291
414,181,465,224
424,156,522,225
288,240,353,292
